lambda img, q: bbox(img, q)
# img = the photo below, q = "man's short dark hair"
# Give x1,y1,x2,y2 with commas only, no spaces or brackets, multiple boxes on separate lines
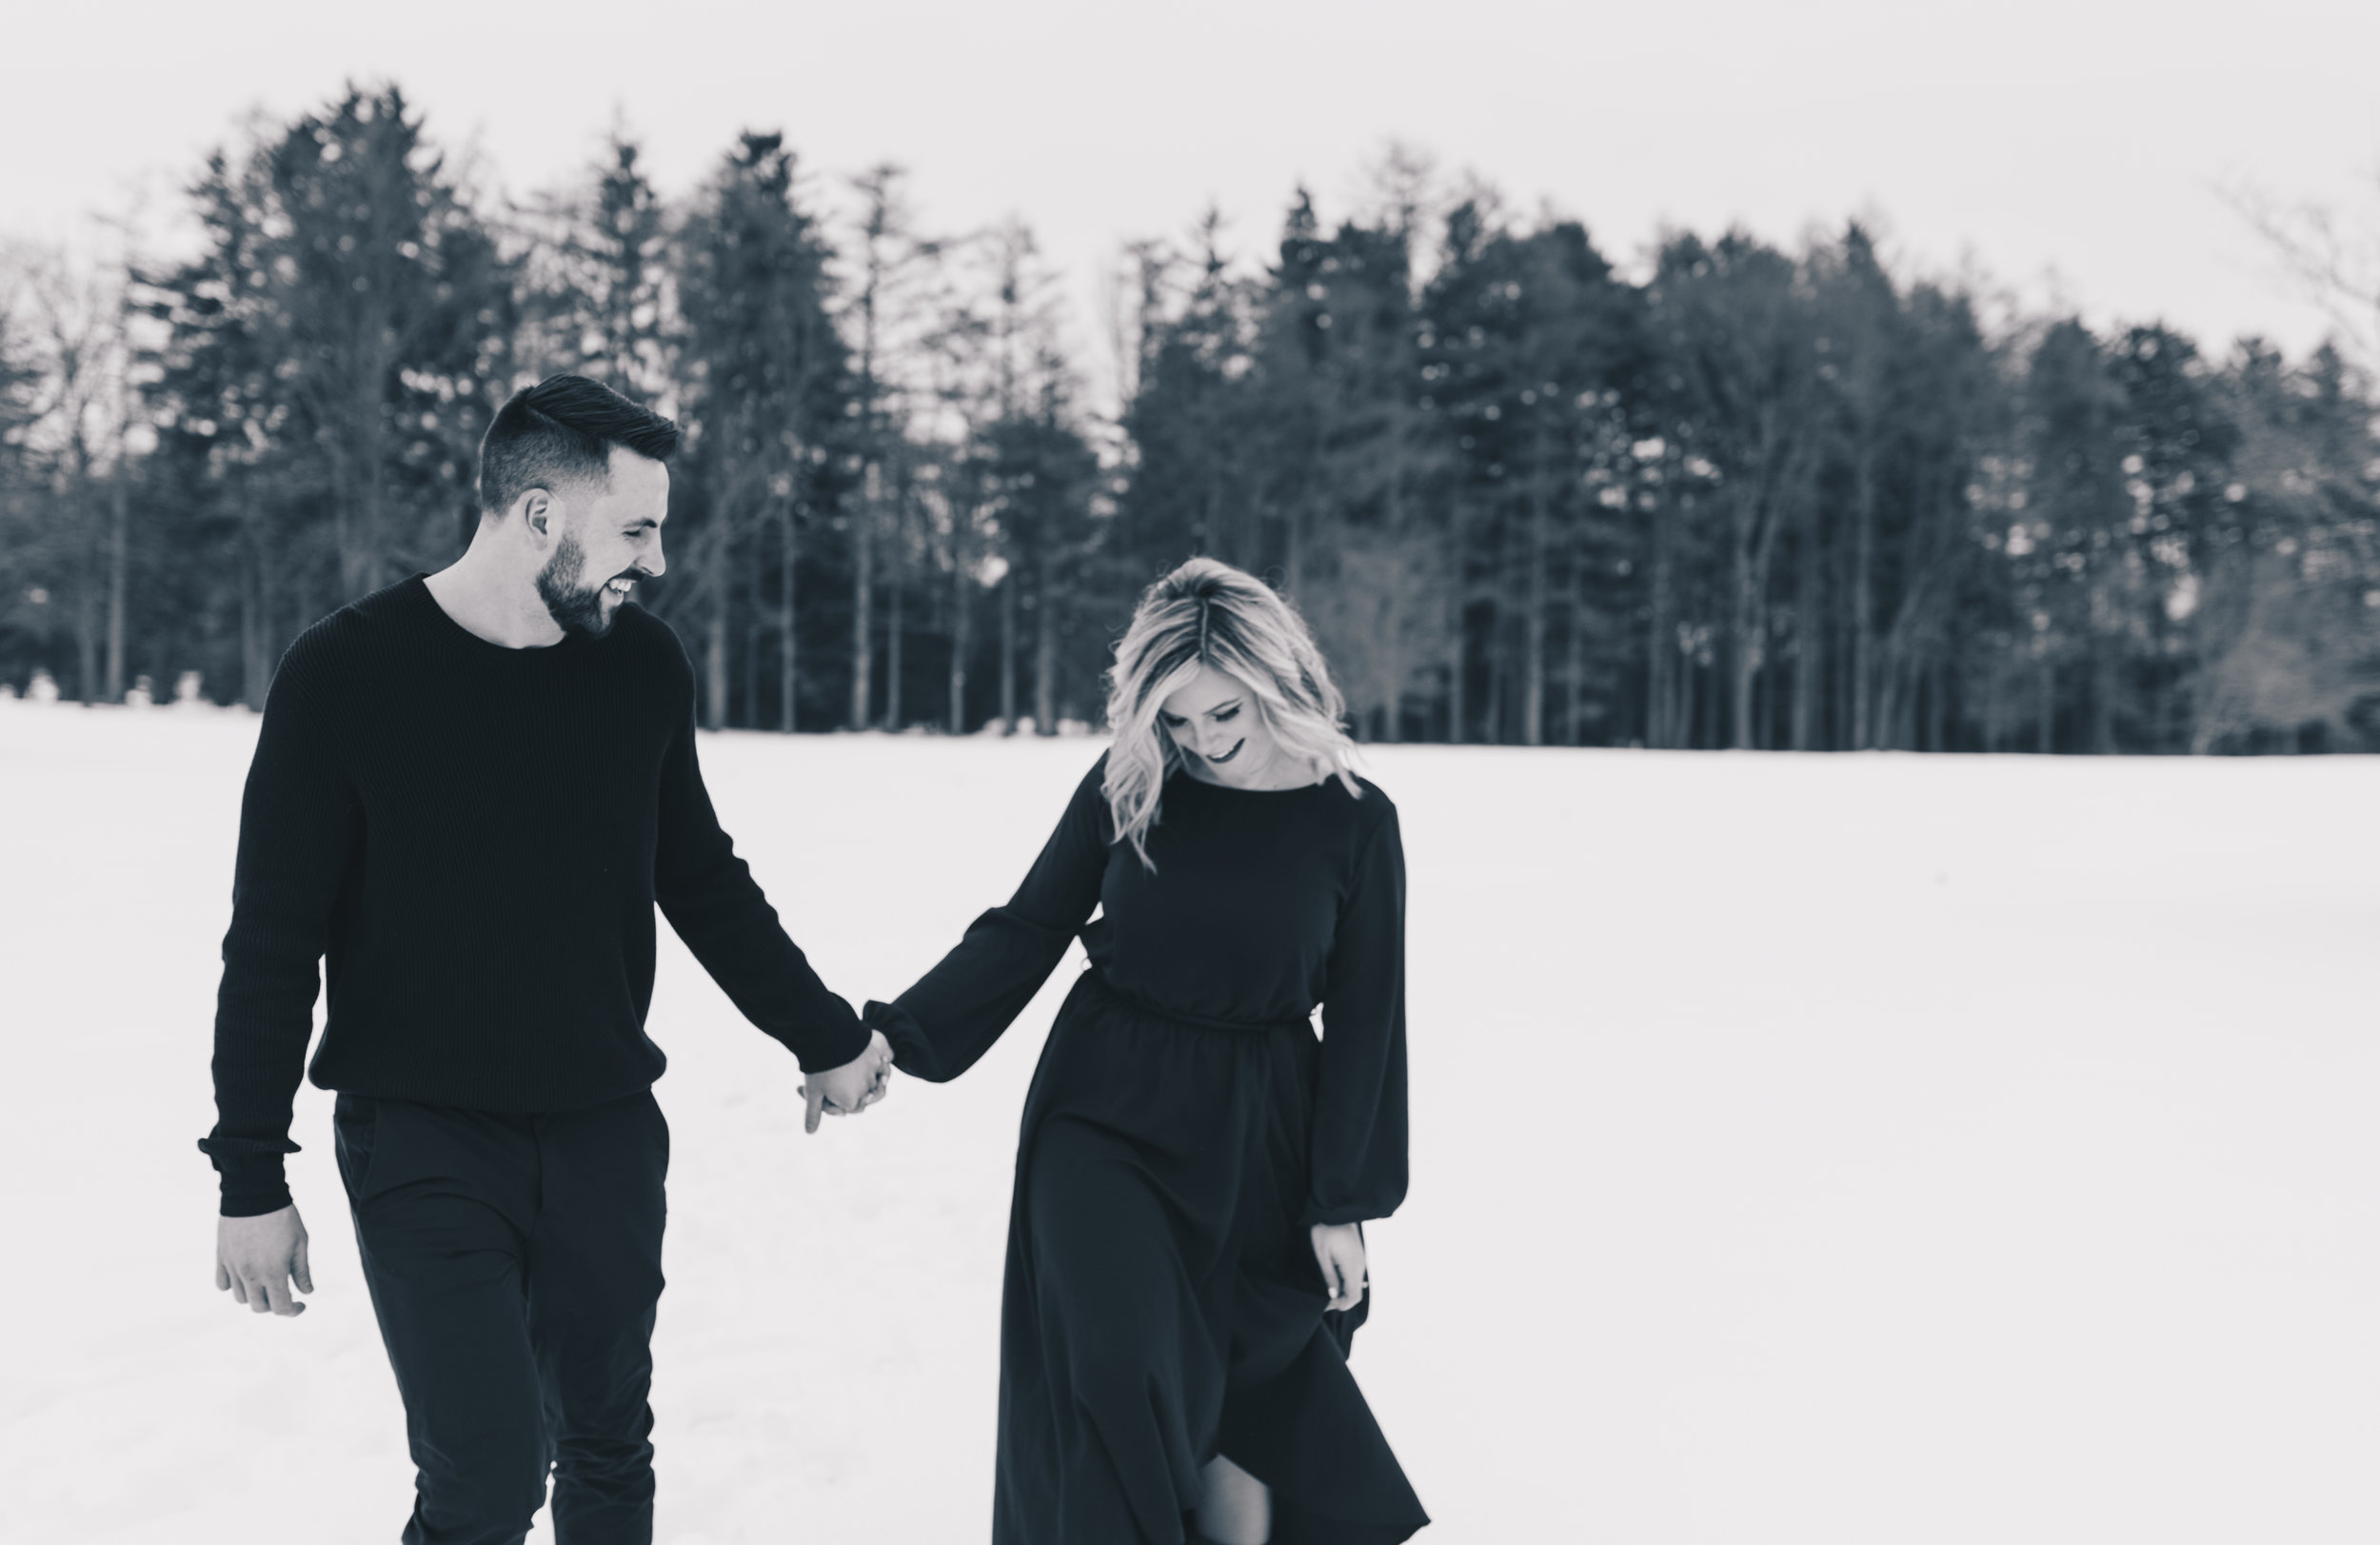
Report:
477,374,681,517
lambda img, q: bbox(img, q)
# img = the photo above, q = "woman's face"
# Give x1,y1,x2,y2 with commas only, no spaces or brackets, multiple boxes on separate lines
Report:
1159,665,1279,786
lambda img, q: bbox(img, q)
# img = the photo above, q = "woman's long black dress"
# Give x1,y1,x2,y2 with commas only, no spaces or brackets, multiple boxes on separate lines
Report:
865,754,1428,1545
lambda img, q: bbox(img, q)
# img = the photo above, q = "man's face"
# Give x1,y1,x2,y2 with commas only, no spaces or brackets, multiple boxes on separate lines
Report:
533,446,669,637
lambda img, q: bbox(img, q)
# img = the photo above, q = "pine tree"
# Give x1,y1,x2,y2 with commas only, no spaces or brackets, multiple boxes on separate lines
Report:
518,130,673,402
675,131,852,730
265,86,513,599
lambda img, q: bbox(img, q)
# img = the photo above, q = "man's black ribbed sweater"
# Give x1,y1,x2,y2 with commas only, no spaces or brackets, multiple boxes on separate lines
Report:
200,575,869,1217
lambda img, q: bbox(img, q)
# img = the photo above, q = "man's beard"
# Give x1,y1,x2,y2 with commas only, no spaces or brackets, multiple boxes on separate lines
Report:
536,531,624,638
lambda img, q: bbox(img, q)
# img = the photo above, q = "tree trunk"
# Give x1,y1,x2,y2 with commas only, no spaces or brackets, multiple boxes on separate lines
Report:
2090,646,2116,754
1850,451,1876,748
357,448,386,597
704,526,730,730
779,508,799,732
342,360,390,598
1444,521,1466,743
75,485,100,704
1566,547,1590,745
885,547,904,729
105,465,128,703
849,465,875,729
240,528,269,710
1381,448,1408,745
744,615,763,731
1730,510,1759,750
705,604,728,731
1646,493,1676,748
1033,545,1058,736
330,446,355,605
1685,643,1704,747
1522,460,1549,747
1926,658,1948,751
999,571,1017,733
948,558,971,733
1791,504,1818,751
1874,652,1902,750
1284,499,1305,600
1483,594,1505,743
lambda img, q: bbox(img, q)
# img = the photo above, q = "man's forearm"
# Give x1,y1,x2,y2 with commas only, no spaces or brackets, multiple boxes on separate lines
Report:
205,975,320,1214
205,653,350,1215
661,892,871,1070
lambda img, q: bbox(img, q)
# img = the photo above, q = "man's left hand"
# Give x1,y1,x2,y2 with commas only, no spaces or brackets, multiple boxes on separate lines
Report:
801,1029,894,1134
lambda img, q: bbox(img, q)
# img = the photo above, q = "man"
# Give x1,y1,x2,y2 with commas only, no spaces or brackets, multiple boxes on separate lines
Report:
201,373,892,1544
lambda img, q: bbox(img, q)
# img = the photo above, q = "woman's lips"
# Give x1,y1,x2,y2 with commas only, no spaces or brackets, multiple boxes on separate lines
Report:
1208,739,1244,763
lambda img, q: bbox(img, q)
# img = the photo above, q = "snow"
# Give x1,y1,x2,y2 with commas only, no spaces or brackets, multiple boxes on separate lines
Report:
2,696,2374,1544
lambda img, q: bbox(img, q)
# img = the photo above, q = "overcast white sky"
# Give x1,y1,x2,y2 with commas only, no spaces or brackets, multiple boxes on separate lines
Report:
6,0,2376,406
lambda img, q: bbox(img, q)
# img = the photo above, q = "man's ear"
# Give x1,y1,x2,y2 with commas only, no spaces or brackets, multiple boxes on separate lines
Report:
520,488,552,540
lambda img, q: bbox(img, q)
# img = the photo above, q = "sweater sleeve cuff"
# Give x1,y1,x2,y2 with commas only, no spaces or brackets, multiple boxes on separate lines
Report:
778,998,872,1074
863,999,952,1083
1301,1198,1394,1230
201,1139,297,1218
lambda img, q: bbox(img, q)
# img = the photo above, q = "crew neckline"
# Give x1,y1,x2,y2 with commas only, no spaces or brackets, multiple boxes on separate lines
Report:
408,572,590,659
1169,763,1335,796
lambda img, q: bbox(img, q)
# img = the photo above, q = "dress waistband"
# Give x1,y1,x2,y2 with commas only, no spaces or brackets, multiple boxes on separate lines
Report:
1080,968,1308,1036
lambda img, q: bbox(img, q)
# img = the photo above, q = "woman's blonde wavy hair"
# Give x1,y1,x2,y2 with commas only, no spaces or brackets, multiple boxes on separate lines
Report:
1102,556,1362,871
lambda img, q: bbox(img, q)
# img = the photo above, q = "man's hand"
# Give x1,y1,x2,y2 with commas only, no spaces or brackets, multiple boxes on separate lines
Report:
1311,1221,1368,1313
216,1204,312,1317
800,1029,895,1135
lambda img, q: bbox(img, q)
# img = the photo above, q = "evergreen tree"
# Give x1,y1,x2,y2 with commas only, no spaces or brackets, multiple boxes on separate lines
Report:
518,130,673,402
2190,341,2380,749
837,164,942,730
675,131,852,730
265,85,513,599
13,100,2380,752
1646,231,1827,748
138,148,297,705
979,364,1101,733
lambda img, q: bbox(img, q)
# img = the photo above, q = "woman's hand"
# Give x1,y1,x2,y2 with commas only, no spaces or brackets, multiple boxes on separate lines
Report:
1310,1222,1367,1313
799,1029,895,1134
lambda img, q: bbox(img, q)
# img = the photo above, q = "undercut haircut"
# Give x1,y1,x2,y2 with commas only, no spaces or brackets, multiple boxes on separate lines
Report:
476,373,681,518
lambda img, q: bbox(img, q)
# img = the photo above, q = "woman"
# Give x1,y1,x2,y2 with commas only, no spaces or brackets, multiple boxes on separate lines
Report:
865,557,1428,1545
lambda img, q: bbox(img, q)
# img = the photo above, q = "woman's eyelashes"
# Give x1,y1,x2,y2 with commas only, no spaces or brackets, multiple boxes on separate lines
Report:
1212,705,1240,723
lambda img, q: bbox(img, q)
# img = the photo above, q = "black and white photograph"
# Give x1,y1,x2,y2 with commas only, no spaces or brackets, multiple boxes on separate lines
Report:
2,3,2375,1541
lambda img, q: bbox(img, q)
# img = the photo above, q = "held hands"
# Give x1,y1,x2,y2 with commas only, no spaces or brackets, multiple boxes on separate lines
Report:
800,1028,896,1134
1310,1221,1368,1313
217,1204,312,1317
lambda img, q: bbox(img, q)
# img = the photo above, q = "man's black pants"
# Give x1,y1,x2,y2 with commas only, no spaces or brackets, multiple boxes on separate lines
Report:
335,1088,668,1545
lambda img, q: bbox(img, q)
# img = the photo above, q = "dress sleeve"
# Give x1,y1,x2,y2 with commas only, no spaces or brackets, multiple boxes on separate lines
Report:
863,755,1111,1083
654,644,869,1074
1307,802,1411,1227
200,647,357,1218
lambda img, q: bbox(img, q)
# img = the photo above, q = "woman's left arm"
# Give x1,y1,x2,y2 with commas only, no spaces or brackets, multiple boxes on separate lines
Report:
1308,801,1411,1231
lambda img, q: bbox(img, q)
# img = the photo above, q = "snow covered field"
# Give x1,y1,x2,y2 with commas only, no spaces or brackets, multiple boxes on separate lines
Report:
2,696,2374,1544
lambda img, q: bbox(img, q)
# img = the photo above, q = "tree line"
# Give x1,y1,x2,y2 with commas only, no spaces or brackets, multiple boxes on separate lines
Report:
4,83,2376,752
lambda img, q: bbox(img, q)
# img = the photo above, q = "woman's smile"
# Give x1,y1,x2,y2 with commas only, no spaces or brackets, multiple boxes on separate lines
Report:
1207,739,1244,764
